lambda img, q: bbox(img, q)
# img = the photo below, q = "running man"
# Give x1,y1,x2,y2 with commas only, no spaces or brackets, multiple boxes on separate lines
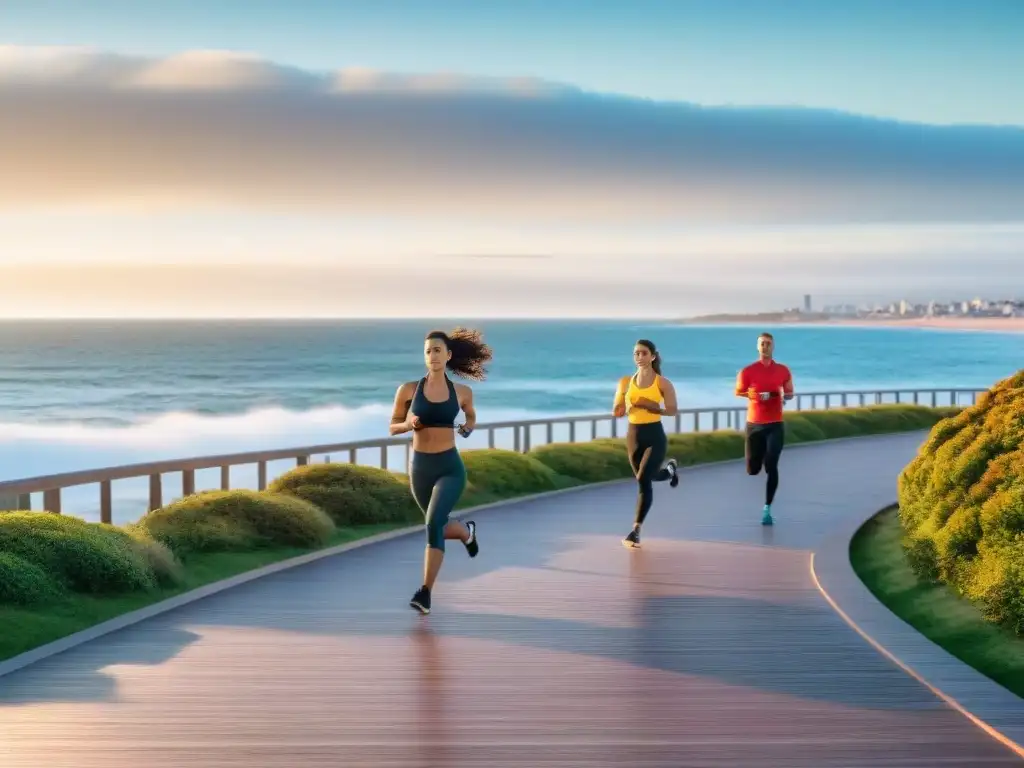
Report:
734,332,793,525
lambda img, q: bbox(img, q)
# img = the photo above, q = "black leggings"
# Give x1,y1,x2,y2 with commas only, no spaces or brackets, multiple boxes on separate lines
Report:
626,422,673,525
409,448,467,552
745,421,785,505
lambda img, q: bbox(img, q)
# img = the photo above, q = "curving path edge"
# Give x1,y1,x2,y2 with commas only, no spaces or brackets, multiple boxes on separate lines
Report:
812,505,1024,758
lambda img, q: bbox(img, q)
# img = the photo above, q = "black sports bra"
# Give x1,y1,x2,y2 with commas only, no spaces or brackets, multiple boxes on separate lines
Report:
410,376,460,428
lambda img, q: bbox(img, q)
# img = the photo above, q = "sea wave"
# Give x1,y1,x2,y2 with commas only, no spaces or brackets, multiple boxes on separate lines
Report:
0,401,566,481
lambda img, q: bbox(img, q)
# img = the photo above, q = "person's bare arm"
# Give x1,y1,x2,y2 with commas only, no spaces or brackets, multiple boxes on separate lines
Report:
781,370,795,402
457,384,476,436
612,376,629,418
659,377,679,416
389,382,418,435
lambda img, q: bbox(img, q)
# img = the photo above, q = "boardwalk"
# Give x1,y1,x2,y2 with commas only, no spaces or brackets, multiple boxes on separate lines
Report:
1,432,1021,766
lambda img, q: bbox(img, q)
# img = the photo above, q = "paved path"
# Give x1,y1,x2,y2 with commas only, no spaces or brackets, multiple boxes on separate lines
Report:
1,433,1021,767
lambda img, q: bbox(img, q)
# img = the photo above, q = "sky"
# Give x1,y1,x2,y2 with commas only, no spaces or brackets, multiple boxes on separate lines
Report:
1,0,1023,318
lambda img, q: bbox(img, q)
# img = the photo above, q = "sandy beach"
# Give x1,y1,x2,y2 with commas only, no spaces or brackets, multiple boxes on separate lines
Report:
821,316,1024,333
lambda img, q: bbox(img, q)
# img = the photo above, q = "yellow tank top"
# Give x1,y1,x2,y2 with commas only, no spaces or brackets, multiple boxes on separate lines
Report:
621,373,664,424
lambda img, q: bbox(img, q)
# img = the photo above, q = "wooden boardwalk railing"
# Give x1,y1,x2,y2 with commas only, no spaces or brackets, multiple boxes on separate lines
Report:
0,387,982,524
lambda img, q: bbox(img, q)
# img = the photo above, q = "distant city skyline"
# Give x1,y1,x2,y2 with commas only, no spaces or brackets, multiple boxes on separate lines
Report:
1,0,1023,318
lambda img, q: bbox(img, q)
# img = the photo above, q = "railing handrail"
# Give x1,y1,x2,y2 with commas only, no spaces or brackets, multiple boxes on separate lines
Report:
0,386,982,498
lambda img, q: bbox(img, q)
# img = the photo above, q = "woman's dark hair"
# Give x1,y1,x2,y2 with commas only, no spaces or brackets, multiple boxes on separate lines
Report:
636,338,661,375
426,327,492,381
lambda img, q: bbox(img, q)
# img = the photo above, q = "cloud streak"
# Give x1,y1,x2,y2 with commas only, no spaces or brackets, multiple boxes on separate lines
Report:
2,46,1024,223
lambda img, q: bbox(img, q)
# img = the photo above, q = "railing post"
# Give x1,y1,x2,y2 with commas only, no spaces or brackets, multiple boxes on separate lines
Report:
220,465,230,490
148,473,163,512
546,422,553,445
931,391,937,407
611,418,617,438
380,445,388,470
522,427,531,453
488,428,495,448
43,488,61,514
514,426,521,452
100,480,112,523
568,421,575,443
258,461,267,491
674,413,681,433
712,411,719,431
182,469,196,496
694,412,701,432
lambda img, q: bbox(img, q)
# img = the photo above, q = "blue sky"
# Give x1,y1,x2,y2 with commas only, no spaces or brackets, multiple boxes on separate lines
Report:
1,0,1023,318
4,0,1023,125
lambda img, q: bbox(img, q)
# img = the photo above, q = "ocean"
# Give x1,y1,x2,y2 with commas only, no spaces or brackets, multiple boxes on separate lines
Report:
0,319,1020,522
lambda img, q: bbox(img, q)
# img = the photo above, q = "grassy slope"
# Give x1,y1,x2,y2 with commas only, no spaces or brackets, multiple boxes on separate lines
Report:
850,506,1024,699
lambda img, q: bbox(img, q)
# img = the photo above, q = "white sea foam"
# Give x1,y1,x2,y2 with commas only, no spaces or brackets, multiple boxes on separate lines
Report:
0,401,605,524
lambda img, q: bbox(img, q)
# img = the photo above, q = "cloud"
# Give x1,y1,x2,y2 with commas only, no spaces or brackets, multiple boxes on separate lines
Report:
1,46,1023,223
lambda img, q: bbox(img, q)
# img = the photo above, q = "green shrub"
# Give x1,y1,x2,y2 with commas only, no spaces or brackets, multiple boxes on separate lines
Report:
530,441,634,483
138,489,335,556
462,448,578,496
268,463,420,526
668,431,746,465
0,513,157,594
117,526,184,587
0,551,64,606
897,370,1024,633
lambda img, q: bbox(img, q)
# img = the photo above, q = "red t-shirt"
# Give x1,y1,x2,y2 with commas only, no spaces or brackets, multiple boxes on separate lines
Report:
736,360,792,424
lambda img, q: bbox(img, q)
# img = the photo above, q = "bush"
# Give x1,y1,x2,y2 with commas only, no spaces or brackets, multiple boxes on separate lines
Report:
897,370,1024,633
0,513,157,595
461,449,578,496
116,526,185,588
138,489,335,556
0,551,64,606
530,441,634,483
667,431,746,465
268,463,420,526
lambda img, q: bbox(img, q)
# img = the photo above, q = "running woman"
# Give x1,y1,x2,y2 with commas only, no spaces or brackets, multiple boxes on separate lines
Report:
390,327,493,614
734,331,794,525
612,338,680,548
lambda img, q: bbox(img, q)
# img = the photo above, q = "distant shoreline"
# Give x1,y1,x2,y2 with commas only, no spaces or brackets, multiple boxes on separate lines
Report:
677,315,1024,333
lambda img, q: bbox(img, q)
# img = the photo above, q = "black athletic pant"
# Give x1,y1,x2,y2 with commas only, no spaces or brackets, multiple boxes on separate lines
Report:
745,421,785,505
627,422,672,525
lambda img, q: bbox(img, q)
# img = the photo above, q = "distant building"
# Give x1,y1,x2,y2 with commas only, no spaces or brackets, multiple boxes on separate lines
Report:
803,294,812,313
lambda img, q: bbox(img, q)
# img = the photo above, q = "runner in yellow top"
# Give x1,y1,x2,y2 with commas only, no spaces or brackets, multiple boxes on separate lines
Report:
612,338,680,548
